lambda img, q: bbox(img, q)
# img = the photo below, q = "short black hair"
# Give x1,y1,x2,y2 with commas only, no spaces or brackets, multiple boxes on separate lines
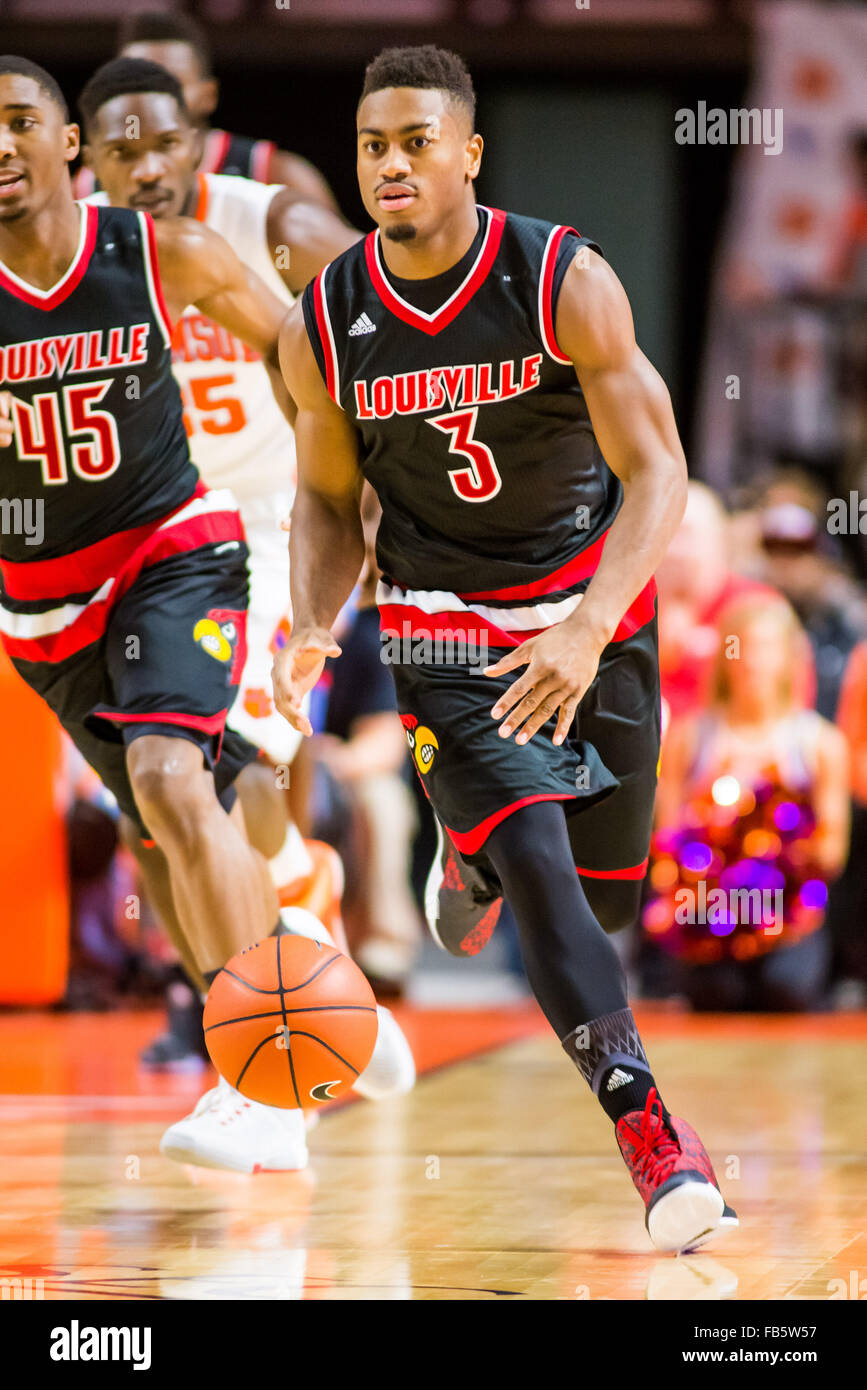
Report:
79,57,189,134
0,55,69,120
359,45,475,127
118,10,212,75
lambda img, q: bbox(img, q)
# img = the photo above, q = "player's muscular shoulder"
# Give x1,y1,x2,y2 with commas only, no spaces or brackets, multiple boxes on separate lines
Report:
152,217,239,323
554,247,635,370
266,190,360,293
279,300,333,411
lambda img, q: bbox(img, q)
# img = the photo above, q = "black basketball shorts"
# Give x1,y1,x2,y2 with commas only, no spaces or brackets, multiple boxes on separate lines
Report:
389,611,661,884
5,539,259,839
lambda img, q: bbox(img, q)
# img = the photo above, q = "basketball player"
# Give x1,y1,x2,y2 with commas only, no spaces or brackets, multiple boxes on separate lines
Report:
73,10,337,211
274,45,739,1252
78,56,415,1125
0,54,362,1176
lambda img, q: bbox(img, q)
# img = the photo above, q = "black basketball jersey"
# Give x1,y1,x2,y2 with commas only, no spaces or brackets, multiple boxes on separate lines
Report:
0,204,197,575
302,206,622,599
202,129,275,182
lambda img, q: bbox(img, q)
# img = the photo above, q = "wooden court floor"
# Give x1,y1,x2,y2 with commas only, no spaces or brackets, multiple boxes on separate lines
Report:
0,1005,865,1300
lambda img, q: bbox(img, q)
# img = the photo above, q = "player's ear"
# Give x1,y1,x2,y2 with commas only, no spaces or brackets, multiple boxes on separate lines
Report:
198,76,219,120
63,122,81,166
465,133,483,183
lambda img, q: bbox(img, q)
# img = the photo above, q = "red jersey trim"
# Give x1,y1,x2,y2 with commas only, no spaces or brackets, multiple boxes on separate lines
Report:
0,479,208,602
92,708,229,736
312,266,340,405
0,202,98,310
378,581,655,651
201,128,231,175
364,206,507,335
0,498,242,664
252,139,276,183
192,172,209,223
458,528,611,604
575,859,648,881
539,224,580,365
138,211,173,345
447,793,574,855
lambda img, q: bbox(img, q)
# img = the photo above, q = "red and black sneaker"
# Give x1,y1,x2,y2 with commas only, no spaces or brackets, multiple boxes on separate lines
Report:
424,814,503,957
616,1088,739,1253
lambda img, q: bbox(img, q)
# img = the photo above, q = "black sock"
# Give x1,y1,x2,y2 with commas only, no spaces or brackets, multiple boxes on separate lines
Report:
561,1006,669,1124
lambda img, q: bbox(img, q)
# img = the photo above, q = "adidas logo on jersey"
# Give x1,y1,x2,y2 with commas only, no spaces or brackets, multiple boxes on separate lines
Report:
606,1068,634,1092
349,312,377,336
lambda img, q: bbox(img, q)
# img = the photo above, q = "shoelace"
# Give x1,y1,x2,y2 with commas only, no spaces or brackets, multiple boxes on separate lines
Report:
621,1087,681,1186
195,1080,251,1123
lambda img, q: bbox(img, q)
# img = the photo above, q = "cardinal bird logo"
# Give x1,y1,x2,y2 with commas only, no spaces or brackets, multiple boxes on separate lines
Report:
400,713,439,775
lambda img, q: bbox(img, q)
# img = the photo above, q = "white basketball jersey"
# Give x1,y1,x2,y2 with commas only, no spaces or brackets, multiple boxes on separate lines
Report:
86,173,296,505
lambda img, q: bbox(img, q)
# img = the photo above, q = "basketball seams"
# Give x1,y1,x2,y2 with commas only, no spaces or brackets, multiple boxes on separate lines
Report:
204,1004,377,1033
218,950,341,995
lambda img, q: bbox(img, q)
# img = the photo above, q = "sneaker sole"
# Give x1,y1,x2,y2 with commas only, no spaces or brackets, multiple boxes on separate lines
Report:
681,1206,739,1253
159,1136,308,1174
647,1179,726,1253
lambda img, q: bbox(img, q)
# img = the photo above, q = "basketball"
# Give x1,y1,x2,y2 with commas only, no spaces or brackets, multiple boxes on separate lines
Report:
203,929,379,1108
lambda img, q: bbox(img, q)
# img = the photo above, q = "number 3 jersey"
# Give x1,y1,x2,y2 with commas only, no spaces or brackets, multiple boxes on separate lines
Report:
302,204,655,641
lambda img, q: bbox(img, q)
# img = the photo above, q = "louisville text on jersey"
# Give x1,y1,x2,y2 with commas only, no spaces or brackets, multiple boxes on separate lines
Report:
0,325,151,385
353,353,544,420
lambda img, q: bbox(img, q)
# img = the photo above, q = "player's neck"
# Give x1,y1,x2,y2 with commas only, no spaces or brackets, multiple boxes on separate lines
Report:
0,185,82,291
378,199,480,280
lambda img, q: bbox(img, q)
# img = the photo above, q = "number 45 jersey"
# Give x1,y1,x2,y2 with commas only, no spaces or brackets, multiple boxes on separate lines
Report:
302,204,653,639
0,202,197,570
89,174,297,507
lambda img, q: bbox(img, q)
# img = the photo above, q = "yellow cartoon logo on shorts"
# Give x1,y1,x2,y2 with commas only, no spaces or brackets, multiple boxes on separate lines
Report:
194,617,234,663
400,713,439,775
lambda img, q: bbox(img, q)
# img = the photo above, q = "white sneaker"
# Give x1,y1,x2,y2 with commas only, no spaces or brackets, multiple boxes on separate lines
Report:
352,1005,416,1101
159,1077,309,1173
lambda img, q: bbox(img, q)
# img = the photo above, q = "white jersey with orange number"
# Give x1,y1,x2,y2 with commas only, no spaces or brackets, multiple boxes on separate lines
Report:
84,174,303,764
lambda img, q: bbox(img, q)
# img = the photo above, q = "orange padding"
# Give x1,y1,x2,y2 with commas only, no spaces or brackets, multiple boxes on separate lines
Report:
0,645,69,1003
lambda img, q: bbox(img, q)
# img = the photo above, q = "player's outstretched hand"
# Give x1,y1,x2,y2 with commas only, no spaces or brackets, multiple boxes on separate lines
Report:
272,627,342,735
484,621,603,747
0,392,13,448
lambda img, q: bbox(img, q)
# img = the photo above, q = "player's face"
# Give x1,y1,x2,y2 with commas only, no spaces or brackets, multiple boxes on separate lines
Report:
120,41,218,125
87,93,201,218
356,88,481,243
0,73,78,223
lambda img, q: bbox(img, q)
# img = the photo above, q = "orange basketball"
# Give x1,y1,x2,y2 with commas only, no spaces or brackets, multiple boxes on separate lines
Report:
203,932,378,1109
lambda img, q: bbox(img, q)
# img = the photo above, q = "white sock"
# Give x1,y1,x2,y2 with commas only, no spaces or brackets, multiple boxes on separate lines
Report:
279,904,335,949
268,821,313,889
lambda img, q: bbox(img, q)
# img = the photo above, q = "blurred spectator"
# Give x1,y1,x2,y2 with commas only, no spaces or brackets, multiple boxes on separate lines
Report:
644,595,850,1012
827,640,867,1002
827,130,867,293
656,480,784,722
753,469,866,718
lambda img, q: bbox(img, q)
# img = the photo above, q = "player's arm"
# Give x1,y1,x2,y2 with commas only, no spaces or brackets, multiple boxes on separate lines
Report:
267,148,341,214
152,217,294,423
271,300,367,735
266,190,361,295
486,249,687,745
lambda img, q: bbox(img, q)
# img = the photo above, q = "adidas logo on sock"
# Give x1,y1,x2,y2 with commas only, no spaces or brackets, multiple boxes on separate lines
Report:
349,312,377,336
606,1067,635,1092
